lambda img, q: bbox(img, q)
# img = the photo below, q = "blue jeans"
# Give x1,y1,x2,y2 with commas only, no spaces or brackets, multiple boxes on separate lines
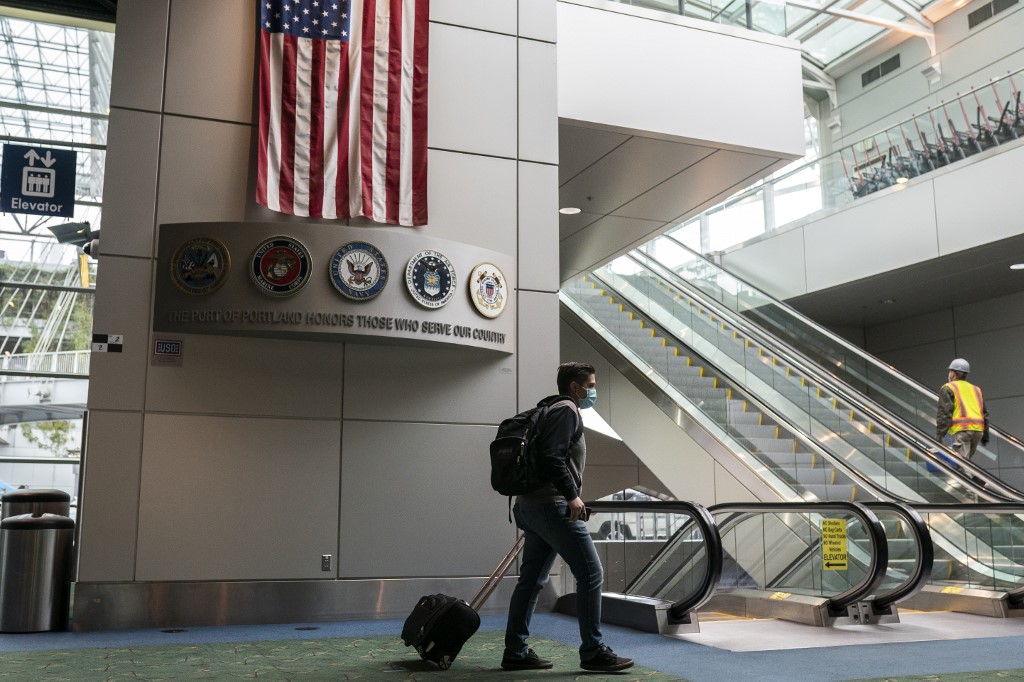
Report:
504,500,605,661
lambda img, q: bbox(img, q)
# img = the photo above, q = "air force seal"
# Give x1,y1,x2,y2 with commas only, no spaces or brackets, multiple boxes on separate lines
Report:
406,249,456,309
469,262,508,318
250,236,311,296
329,241,389,301
171,237,230,295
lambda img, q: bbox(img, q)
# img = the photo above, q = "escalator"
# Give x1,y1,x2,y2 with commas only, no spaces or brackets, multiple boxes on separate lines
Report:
560,252,1024,617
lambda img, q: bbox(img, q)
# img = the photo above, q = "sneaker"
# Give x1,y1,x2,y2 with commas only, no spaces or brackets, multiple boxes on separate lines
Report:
580,645,634,672
501,648,554,670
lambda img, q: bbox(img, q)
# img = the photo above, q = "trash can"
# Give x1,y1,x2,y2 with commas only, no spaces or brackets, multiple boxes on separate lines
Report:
0,513,75,632
1,490,71,520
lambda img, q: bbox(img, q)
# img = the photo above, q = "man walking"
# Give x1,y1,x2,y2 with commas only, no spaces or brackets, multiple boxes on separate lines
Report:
501,362,633,673
937,358,989,462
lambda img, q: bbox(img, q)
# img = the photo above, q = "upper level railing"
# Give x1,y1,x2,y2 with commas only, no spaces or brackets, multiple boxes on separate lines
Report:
672,67,1024,254
0,350,90,377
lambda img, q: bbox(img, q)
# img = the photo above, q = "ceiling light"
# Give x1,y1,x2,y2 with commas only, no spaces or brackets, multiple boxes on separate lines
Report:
1011,263,1024,270
895,176,909,184
880,298,896,304
559,207,581,215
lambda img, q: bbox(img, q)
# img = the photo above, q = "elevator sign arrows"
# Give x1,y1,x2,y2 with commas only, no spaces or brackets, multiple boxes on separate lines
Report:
0,144,77,217
821,518,849,570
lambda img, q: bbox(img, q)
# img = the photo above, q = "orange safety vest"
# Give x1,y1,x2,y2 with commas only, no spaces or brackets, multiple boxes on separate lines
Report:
944,380,985,433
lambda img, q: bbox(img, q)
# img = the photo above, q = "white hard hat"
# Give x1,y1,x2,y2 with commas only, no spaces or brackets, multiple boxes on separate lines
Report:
949,358,970,373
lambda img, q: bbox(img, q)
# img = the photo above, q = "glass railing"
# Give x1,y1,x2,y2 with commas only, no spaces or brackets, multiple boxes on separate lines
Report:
675,67,1024,253
642,234,1024,492
567,259,992,505
605,0,787,36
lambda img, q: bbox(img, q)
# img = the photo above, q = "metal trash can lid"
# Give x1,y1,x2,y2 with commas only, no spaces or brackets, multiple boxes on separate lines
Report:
0,513,75,530
1,490,71,504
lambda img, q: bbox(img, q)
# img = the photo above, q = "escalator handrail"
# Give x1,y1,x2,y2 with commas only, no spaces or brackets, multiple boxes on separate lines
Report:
658,233,1024,454
627,249,1014,500
585,500,723,621
708,501,889,616
580,272,955,506
861,501,935,609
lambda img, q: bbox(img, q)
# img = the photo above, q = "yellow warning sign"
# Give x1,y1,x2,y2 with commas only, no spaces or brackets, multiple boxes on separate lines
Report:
940,586,964,594
769,592,792,600
821,518,848,570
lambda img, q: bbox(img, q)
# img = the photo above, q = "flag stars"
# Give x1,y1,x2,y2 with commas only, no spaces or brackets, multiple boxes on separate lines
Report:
302,26,310,32
303,8,310,14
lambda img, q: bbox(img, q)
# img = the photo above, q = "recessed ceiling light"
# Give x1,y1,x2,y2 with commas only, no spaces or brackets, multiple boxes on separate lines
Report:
880,298,896,304
895,176,909,184
1011,263,1024,270
559,207,581,215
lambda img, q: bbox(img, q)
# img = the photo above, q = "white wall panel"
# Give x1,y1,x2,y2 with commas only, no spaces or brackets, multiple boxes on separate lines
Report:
518,40,558,164
804,182,939,292
343,344,516,423
954,289,1024,336
956,327,1024,400
721,227,807,300
988,396,1024,439
521,0,557,42
518,162,560,293
100,109,162,258
934,145,1024,254
156,117,252,225
431,0,516,33
557,2,803,157
339,421,516,576
866,309,954,353
87,256,153,412
874,340,956,391
76,411,143,582
135,414,340,580
422,150,517,252
145,335,343,418
164,0,256,123
109,0,169,112
517,290,559,411
428,23,517,157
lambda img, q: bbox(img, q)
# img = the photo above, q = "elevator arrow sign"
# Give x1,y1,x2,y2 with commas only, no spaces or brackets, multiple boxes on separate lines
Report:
821,518,848,571
0,143,77,217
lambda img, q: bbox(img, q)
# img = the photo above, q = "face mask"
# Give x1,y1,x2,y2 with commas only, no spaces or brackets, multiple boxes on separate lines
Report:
578,387,597,410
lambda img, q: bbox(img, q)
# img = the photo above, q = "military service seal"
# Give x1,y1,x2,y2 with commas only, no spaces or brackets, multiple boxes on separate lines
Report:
405,249,456,309
249,236,311,296
468,262,507,318
328,241,389,300
171,237,230,295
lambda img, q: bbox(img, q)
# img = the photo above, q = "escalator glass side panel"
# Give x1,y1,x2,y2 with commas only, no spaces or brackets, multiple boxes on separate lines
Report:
919,510,1024,591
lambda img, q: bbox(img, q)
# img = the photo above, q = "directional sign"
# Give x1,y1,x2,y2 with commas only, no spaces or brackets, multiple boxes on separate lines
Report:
1,144,77,217
821,518,848,570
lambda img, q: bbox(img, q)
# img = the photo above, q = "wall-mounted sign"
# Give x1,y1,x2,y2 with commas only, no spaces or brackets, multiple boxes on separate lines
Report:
0,144,77,217
92,333,123,353
171,237,231,295
250,236,311,297
406,249,456,309
152,338,183,367
468,262,508,319
329,241,389,301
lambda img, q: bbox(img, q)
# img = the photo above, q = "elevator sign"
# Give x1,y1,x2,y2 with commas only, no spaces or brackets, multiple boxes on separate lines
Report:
1,144,77,217
821,518,848,570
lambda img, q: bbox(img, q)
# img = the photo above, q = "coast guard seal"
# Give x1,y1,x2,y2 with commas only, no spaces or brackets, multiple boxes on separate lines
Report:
406,249,456,309
249,236,311,296
329,241,388,300
469,262,507,318
171,237,230,295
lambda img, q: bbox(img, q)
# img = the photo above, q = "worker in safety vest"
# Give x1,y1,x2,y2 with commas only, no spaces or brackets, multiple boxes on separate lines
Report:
936,358,989,461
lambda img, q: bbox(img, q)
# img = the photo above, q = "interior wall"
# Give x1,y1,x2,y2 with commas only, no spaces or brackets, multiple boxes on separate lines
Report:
864,289,1024,438
78,0,559,591
834,1,1024,145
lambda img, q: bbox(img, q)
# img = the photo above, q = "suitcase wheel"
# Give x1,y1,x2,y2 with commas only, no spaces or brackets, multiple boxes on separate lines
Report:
438,655,451,670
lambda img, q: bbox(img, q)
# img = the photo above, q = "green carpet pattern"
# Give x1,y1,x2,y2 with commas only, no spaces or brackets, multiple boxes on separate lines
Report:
0,631,684,680
847,673,1024,681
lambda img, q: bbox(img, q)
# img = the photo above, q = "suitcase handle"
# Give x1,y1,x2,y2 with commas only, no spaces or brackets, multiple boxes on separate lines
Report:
469,535,524,611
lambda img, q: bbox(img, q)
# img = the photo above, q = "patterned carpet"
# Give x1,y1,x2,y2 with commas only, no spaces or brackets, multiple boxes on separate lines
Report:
0,631,685,680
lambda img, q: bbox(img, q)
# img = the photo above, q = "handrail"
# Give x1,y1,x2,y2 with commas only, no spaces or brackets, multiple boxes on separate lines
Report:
709,501,888,617
585,269,950,506
585,500,722,622
660,233,1024,479
862,502,934,609
629,248,1015,500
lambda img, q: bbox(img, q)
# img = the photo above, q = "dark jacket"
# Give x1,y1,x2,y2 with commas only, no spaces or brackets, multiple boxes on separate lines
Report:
518,395,584,503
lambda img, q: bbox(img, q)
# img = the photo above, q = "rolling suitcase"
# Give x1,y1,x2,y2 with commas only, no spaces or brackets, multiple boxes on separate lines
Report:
401,535,524,670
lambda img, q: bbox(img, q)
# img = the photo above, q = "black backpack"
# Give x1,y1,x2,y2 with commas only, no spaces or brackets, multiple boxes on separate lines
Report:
489,397,580,515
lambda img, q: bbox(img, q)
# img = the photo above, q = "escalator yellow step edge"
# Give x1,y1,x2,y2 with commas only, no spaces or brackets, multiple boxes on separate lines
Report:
851,485,857,502
793,440,798,454
811,453,817,468
775,425,780,439
673,347,680,356
727,388,733,399
830,470,836,485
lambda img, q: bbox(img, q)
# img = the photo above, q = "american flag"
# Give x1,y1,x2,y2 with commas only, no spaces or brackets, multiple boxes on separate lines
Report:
257,0,429,226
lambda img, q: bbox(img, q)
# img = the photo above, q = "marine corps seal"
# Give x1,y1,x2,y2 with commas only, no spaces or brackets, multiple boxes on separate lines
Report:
469,262,507,318
171,237,230,295
406,249,456,309
250,236,311,296
328,241,389,301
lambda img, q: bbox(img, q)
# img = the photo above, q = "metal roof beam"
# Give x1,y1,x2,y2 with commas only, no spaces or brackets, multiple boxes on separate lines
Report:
787,0,936,53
